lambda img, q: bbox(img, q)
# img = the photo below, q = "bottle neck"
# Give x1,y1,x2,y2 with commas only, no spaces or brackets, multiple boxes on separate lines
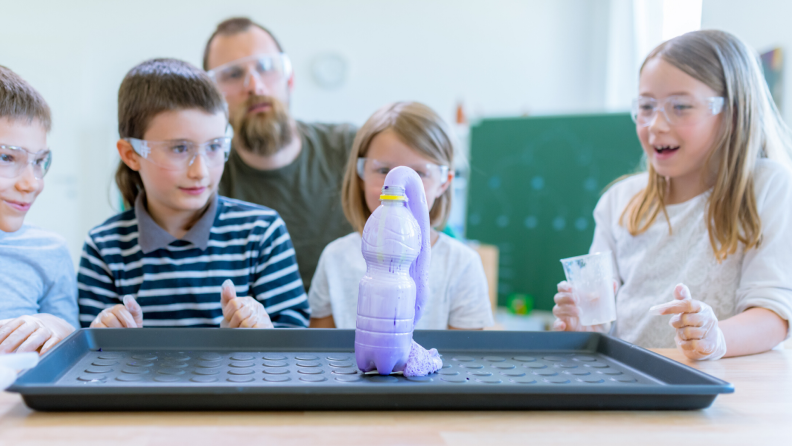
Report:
380,185,407,205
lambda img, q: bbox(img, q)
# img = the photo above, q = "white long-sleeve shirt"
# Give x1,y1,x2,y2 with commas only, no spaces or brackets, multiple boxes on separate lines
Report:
591,158,792,348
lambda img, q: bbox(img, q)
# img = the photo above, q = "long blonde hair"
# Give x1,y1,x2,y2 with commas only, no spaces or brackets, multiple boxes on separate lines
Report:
341,102,455,233
621,30,792,261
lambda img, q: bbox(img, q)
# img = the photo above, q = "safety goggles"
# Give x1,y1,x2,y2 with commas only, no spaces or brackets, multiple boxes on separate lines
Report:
126,137,231,171
631,95,725,127
0,145,52,180
207,53,292,94
356,158,450,188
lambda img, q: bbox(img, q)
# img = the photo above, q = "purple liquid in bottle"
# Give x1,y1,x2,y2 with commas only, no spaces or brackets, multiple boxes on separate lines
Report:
355,167,432,375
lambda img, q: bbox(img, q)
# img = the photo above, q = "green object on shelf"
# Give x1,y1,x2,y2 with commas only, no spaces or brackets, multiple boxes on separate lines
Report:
466,113,642,311
506,293,533,315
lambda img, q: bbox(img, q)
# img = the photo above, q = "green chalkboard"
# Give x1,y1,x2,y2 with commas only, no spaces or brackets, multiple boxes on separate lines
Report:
466,113,642,311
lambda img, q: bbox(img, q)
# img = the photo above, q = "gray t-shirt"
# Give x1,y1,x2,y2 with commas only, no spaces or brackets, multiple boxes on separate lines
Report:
219,121,357,290
0,224,79,328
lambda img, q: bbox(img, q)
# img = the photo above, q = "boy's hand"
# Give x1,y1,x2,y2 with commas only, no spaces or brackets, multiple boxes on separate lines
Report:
551,281,611,333
648,283,727,361
220,280,273,328
0,314,76,354
90,295,144,328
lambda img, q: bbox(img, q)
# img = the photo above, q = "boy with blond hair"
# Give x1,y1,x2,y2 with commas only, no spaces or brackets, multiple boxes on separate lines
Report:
0,65,78,354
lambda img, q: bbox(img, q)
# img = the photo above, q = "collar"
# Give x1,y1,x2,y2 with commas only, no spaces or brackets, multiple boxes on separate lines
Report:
135,193,218,254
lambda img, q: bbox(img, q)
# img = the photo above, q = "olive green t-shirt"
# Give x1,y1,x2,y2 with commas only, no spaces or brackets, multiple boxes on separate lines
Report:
219,121,357,291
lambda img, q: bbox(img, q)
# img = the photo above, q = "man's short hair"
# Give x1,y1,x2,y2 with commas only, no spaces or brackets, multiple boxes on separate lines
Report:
118,58,226,139
0,65,52,131
203,17,285,70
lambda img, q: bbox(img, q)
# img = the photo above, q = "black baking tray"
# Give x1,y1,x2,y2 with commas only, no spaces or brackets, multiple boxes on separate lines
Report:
8,328,733,411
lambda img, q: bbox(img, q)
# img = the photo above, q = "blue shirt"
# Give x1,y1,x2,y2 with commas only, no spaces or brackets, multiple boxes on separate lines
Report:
0,225,79,328
77,194,310,328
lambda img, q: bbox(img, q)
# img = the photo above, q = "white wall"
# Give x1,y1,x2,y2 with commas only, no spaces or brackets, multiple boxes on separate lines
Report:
1,0,618,262
702,0,792,122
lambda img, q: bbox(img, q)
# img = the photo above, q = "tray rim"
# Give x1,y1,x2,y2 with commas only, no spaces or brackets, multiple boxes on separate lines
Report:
8,328,734,398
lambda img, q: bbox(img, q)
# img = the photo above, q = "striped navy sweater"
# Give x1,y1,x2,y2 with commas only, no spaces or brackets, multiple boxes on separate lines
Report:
77,195,310,328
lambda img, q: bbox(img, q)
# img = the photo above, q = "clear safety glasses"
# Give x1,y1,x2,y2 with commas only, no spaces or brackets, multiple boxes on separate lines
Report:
126,137,232,171
0,145,52,180
631,95,725,127
356,158,450,188
207,53,292,94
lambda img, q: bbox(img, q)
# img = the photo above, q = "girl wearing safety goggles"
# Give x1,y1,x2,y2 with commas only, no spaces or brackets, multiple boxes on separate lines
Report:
553,30,792,361
309,102,494,331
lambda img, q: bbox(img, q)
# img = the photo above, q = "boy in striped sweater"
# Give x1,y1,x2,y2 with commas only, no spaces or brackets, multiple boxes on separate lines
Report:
77,58,309,328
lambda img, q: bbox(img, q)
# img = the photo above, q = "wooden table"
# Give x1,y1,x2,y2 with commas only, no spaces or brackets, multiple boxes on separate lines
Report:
0,349,790,445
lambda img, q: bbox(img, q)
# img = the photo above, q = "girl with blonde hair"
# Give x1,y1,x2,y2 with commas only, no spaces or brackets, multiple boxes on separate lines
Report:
553,30,792,360
309,102,494,330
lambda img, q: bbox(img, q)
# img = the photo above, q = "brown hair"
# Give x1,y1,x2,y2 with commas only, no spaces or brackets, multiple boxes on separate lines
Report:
203,17,284,70
621,29,792,261
342,102,455,233
0,65,51,131
115,58,226,208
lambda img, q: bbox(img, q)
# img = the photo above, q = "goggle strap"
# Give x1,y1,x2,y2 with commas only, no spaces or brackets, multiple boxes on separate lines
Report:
129,139,151,158
356,158,366,179
710,97,725,115
282,54,293,77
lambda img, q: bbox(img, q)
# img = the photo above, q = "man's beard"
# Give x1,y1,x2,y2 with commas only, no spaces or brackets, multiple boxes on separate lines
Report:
231,95,294,156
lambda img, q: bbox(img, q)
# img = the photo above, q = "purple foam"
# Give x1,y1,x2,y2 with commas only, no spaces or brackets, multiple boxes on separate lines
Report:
384,167,431,324
403,340,443,377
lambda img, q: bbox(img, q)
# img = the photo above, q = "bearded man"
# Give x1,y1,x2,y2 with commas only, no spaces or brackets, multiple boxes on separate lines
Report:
204,17,357,291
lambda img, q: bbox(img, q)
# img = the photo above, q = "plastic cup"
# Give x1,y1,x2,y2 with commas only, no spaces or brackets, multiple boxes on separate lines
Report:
559,251,617,326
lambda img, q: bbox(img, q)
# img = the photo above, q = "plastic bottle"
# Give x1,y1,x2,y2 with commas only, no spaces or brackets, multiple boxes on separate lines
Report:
355,167,431,375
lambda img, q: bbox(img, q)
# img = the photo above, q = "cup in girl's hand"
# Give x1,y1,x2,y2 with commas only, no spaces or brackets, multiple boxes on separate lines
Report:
559,251,617,326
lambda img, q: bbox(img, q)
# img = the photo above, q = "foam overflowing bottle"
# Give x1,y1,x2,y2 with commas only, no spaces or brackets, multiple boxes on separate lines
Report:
355,167,441,376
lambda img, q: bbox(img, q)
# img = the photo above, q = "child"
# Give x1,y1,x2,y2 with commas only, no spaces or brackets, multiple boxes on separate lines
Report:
77,58,309,328
0,65,78,354
553,30,792,360
309,102,494,330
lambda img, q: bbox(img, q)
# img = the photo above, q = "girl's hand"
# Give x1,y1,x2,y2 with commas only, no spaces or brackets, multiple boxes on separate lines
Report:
551,281,610,333
220,280,273,328
90,295,144,328
649,283,727,360
0,314,76,354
